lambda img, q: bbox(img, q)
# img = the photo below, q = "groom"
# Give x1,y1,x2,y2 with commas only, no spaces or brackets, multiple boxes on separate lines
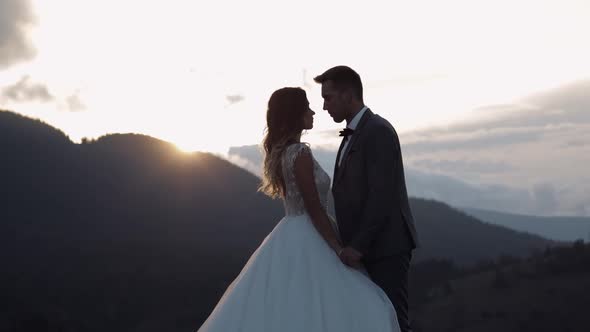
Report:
314,66,419,332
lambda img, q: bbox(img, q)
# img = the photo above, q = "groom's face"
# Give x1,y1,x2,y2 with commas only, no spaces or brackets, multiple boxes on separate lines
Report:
321,80,348,123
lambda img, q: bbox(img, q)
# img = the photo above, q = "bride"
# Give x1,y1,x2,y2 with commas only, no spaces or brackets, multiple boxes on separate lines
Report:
197,87,400,331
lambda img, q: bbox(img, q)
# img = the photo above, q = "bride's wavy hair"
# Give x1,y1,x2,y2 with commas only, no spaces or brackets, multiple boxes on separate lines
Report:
259,87,308,198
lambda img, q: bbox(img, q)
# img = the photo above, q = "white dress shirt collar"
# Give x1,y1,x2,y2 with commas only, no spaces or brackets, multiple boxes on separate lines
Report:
347,106,369,130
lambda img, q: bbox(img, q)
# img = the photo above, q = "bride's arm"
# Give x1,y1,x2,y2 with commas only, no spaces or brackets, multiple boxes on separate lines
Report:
293,150,342,254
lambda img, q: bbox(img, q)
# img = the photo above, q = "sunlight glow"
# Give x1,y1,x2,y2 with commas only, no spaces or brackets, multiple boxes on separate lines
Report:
1,0,584,154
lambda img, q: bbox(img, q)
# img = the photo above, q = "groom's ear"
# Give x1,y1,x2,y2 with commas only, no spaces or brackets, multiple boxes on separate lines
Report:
343,89,353,104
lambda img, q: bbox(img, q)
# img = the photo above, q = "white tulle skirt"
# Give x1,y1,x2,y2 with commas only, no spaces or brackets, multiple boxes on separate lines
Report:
197,214,399,332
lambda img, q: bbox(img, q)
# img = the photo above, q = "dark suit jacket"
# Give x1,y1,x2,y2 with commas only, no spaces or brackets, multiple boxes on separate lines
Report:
332,109,419,260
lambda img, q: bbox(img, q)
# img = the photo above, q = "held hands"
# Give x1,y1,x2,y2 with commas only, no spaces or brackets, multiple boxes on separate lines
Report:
338,246,363,268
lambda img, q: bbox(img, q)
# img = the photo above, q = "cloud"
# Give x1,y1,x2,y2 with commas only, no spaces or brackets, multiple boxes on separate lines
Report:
64,93,86,112
469,80,590,129
225,153,262,177
227,144,336,179
226,94,245,105
402,79,590,153
411,158,514,174
532,183,559,215
227,145,262,176
0,0,36,69
401,80,590,176
398,79,590,216
1,76,86,112
526,80,590,114
404,168,537,214
564,139,589,148
1,76,53,103
403,126,545,153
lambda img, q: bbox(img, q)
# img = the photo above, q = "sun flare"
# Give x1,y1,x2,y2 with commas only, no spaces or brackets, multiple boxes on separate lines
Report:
6,0,587,155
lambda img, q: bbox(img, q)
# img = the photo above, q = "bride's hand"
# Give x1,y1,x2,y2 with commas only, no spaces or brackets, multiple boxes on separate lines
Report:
338,247,363,268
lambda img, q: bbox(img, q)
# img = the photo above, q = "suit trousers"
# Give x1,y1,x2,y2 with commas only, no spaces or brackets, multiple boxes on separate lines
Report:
365,251,413,332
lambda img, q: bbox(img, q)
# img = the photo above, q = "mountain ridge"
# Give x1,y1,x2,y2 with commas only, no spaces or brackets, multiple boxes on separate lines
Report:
0,109,556,331
462,207,590,242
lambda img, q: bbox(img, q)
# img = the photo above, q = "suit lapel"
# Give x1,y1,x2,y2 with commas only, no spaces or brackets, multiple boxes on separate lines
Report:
333,109,373,187
333,137,346,184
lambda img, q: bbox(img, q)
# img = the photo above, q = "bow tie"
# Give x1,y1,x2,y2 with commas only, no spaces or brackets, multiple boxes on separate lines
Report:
339,128,354,137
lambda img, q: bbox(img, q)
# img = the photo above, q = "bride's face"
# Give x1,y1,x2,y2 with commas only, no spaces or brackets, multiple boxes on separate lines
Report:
302,102,315,130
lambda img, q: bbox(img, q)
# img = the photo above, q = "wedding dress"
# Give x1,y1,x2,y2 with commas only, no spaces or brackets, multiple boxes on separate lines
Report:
197,143,399,332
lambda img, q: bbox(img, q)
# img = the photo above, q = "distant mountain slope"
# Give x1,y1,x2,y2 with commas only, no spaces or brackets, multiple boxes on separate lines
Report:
411,200,553,265
414,241,590,332
1,110,284,331
0,110,555,331
462,207,590,242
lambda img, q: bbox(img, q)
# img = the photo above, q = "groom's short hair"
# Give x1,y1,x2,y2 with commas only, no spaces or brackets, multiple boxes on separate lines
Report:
314,66,363,101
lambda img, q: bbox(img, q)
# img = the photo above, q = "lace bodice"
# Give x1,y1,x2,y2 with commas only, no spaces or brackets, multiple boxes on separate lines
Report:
281,143,331,216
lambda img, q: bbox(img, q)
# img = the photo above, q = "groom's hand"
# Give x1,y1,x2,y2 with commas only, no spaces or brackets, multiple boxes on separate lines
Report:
339,247,363,268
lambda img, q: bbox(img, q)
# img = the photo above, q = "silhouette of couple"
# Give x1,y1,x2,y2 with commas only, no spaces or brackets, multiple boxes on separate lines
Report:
198,66,419,332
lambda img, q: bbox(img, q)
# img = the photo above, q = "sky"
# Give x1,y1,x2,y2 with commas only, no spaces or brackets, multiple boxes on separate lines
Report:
1,0,590,216
1,0,589,151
